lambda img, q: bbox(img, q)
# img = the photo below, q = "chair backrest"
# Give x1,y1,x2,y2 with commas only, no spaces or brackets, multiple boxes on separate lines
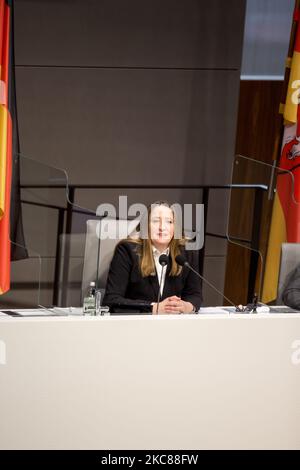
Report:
277,243,300,303
58,233,86,307
81,218,139,300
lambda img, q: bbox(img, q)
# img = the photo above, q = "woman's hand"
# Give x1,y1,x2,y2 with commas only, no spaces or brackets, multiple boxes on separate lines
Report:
152,296,195,314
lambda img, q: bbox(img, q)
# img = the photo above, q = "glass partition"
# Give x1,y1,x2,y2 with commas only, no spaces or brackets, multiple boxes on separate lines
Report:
0,153,238,310
1,154,69,310
226,154,296,304
10,153,101,311
4,153,287,311
1,241,42,310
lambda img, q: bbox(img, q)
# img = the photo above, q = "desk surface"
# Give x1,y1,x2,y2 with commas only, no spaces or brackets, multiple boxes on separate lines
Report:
0,304,300,320
0,311,300,449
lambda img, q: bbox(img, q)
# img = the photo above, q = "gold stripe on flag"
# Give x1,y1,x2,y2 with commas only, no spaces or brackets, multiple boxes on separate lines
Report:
284,50,300,123
262,194,287,303
0,104,8,218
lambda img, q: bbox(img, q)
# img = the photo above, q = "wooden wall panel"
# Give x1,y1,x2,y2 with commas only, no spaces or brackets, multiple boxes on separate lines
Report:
224,80,283,305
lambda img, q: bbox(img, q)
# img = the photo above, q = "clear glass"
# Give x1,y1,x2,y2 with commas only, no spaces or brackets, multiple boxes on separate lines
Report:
5,155,284,311
4,154,69,311
226,154,297,305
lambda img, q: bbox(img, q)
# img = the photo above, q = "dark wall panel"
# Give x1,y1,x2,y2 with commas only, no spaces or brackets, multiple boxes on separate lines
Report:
4,0,247,307
16,68,240,186
15,0,245,69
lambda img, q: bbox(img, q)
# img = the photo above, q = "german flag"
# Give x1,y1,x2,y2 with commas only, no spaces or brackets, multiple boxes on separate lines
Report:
262,1,300,302
0,0,26,295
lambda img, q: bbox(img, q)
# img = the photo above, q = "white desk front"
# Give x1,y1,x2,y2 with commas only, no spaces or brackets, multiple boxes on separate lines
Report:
0,312,300,449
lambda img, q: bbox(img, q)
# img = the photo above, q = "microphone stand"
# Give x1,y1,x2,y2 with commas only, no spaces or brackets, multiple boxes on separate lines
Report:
175,255,263,313
156,265,166,314
178,258,237,309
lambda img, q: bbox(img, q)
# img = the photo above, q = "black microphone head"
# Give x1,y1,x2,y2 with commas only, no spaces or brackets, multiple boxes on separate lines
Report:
175,254,189,267
159,254,169,266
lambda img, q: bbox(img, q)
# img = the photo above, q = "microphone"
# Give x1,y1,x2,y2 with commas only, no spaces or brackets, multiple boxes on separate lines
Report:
156,254,169,314
175,254,237,308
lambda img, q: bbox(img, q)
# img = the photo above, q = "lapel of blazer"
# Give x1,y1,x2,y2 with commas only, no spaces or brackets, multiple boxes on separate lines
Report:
161,257,172,299
148,254,173,300
149,273,159,299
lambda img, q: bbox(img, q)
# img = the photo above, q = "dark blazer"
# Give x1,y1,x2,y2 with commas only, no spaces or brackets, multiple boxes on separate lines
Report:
103,241,203,312
282,264,300,310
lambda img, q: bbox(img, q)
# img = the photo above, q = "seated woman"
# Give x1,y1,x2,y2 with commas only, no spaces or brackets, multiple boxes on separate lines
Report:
281,264,300,310
103,201,202,314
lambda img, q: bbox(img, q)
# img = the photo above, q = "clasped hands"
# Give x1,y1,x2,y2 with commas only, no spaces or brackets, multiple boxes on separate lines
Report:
152,296,194,314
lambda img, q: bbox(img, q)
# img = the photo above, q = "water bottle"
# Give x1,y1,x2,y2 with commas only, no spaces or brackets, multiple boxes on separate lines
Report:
95,288,102,315
83,281,96,315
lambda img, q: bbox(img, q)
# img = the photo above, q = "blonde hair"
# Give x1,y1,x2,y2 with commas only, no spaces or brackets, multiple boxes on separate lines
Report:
128,201,185,277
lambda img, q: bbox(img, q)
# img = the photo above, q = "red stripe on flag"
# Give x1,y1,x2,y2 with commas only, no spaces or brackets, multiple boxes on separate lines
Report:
0,1,9,105
0,80,5,104
0,1,5,66
0,111,12,294
294,5,300,22
277,170,300,242
295,19,300,54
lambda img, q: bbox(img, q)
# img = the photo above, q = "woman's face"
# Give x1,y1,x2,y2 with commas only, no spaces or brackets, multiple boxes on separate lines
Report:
150,205,174,250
